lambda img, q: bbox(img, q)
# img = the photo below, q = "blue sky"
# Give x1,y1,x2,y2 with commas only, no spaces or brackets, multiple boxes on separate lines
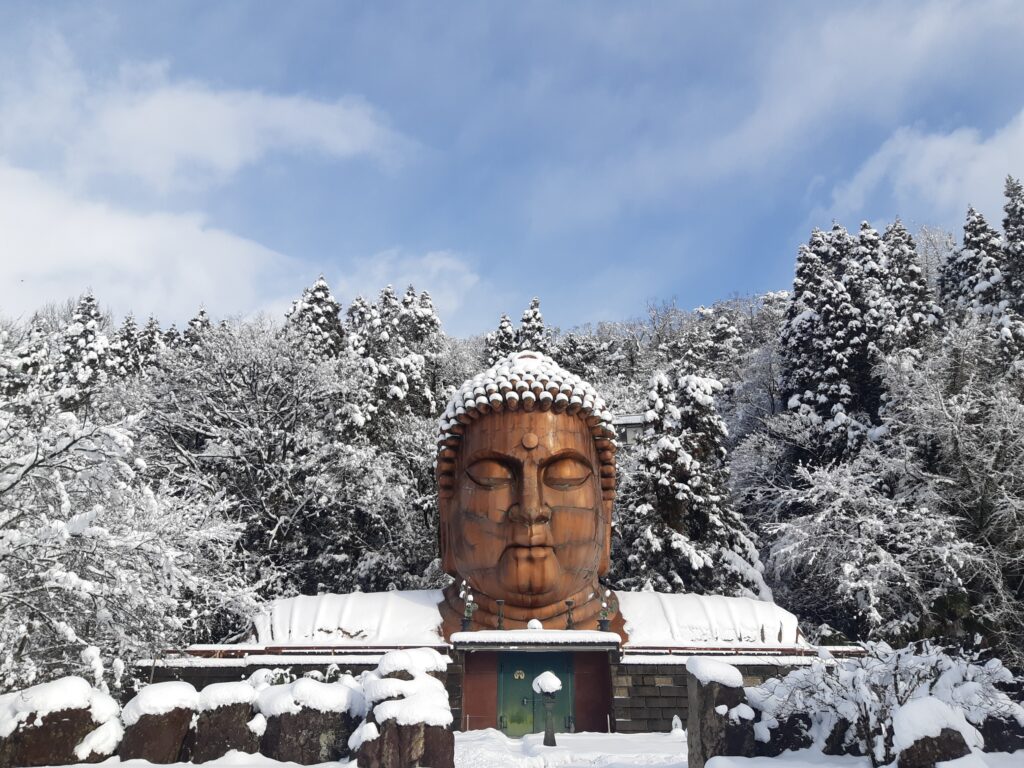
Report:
1,1,1023,335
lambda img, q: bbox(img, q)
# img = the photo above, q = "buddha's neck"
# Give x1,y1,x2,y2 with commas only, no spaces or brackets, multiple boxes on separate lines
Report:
442,581,604,630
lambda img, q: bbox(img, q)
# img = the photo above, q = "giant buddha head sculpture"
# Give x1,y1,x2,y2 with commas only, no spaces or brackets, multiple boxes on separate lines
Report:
436,351,616,633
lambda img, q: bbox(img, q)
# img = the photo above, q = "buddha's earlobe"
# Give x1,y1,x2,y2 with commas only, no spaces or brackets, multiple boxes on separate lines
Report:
598,498,612,575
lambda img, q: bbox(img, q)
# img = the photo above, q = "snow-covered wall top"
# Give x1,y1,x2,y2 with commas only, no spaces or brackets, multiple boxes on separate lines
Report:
618,592,802,647
247,589,804,649
251,590,447,646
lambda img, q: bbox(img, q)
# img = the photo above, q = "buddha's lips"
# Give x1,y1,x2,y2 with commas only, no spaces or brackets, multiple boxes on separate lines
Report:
507,544,554,556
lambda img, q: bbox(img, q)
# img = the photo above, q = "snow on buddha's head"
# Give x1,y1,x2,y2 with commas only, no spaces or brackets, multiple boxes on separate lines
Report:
435,351,617,611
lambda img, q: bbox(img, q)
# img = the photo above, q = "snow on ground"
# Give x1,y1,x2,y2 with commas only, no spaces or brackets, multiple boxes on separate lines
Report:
22,733,1022,768
454,729,687,768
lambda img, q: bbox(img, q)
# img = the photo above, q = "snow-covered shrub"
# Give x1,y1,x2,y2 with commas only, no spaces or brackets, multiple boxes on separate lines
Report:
746,641,1024,767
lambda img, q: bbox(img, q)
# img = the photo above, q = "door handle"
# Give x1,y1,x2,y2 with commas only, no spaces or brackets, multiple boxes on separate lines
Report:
522,697,529,706
499,715,507,729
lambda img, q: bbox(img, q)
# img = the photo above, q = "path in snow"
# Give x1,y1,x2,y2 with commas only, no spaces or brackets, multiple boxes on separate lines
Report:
454,729,688,768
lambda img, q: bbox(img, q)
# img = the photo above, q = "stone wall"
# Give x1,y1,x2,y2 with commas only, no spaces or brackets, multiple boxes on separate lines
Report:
611,662,792,733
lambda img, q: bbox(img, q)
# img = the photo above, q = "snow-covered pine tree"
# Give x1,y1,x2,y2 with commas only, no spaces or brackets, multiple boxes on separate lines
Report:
613,367,769,599
138,316,165,369
111,314,143,377
163,323,182,349
882,219,942,352
285,275,345,359
0,322,53,399
517,297,552,354
779,229,863,458
840,222,894,422
555,331,600,378
484,313,518,366
939,206,1024,363
938,206,1004,318
54,293,111,411
1002,175,1024,315
183,308,211,351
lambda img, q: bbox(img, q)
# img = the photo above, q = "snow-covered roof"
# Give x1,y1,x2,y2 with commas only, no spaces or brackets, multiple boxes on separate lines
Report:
250,590,447,646
618,592,802,647
236,589,804,651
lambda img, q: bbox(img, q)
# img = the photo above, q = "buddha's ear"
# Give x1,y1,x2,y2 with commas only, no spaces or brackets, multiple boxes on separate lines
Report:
598,497,612,575
439,492,459,575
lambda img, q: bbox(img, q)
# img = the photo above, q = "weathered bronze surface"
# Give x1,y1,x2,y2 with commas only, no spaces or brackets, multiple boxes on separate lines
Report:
438,408,615,635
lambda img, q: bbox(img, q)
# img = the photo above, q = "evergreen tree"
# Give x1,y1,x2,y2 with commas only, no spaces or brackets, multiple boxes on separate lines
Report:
938,206,1005,318
484,313,518,366
139,316,165,369
882,219,942,352
285,276,345,359
0,322,53,399
779,230,863,457
517,297,552,354
939,206,1023,363
613,368,769,599
111,314,143,377
841,222,893,421
54,293,110,411
163,323,182,349
183,308,211,351
1002,175,1024,315
555,331,600,377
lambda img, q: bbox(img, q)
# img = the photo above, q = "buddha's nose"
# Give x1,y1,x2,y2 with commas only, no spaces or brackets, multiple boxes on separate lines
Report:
508,469,550,527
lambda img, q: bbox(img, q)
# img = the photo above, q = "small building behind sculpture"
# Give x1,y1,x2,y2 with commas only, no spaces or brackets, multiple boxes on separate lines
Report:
146,588,842,736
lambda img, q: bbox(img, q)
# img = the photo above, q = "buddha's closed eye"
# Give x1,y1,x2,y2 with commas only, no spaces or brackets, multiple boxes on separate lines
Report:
543,457,592,491
466,459,513,489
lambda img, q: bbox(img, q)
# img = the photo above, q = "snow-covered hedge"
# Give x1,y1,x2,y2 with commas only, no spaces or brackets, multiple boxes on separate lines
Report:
746,641,1024,767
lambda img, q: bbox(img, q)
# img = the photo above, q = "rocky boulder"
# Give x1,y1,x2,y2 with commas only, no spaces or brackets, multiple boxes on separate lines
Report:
355,648,454,768
192,682,262,763
893,698,980,768
685,658,755,768
0,676,122,767
979,715,1024,754
257,676,363,764
118,680,198,763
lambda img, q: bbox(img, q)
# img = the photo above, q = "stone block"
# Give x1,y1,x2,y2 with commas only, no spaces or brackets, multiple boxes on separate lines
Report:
654,676,674,687
119,708,193,763
0,707,102,767
261,709,356,764
422,724,455,768
897,728,970,768
192,702,261,763
686,671,755,768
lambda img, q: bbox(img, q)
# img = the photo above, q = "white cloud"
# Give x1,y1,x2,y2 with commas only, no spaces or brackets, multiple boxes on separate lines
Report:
0,28,424,327
0,33,408,192
0,162,306,324
527,0,1024,230
824,110,1024,232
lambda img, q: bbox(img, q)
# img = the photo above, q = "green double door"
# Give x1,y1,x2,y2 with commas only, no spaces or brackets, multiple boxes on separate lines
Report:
498,652,574,737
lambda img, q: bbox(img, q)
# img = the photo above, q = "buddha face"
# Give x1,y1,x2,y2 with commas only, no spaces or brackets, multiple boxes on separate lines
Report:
439,410,611,608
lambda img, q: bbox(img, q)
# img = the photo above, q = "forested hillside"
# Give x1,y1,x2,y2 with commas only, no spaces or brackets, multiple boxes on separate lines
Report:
3,177,1024,690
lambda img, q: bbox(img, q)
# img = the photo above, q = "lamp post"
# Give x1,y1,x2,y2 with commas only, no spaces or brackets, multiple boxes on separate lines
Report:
532,671,563,748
